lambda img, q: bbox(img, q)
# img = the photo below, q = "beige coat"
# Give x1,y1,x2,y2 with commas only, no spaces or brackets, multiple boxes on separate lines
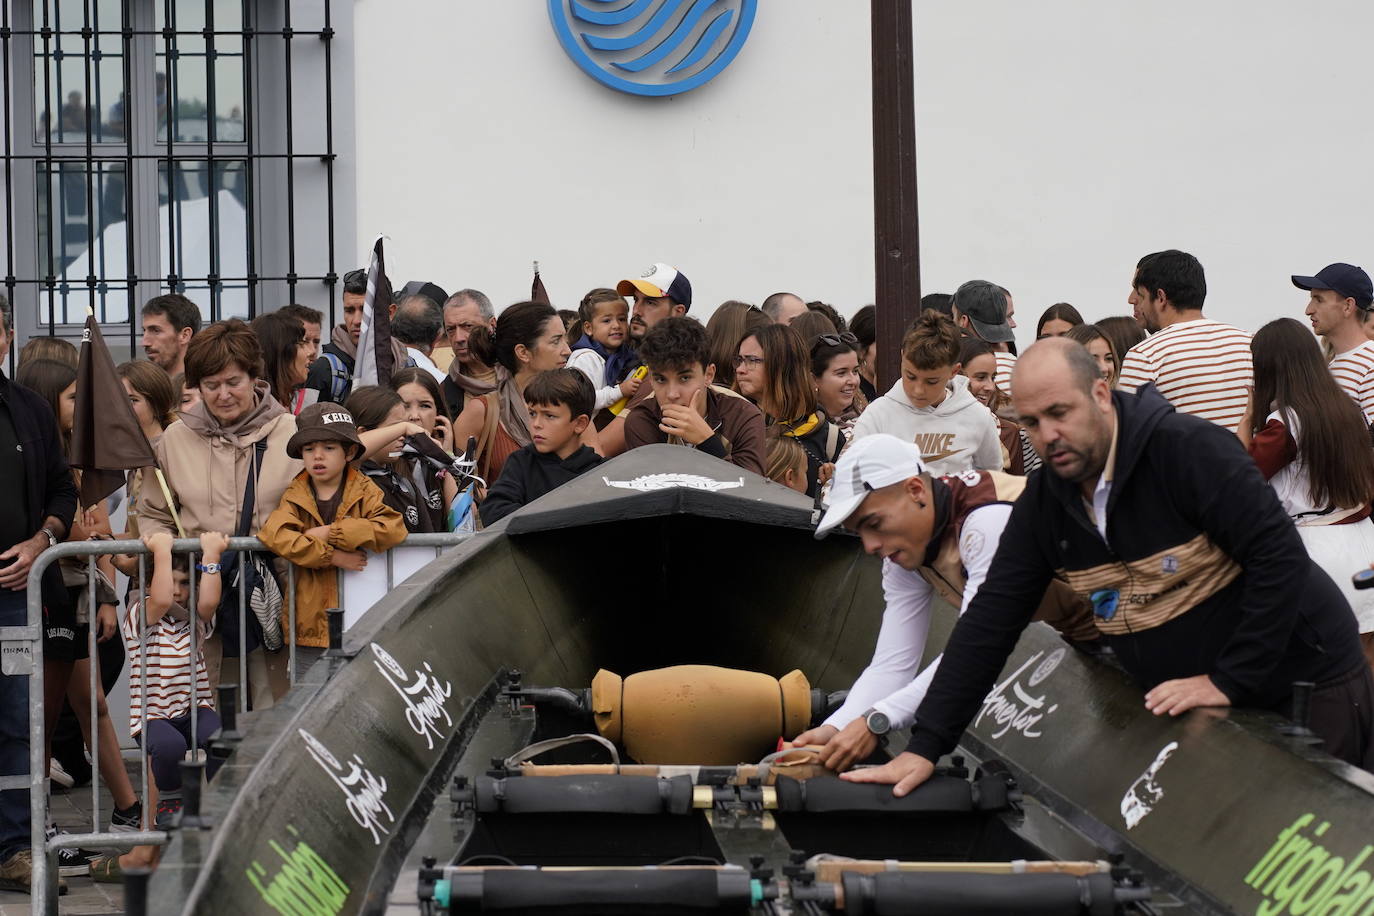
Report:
139,391,302,539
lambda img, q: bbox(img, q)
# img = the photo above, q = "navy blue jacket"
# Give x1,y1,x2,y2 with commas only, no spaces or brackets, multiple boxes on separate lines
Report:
0,369,78,611
906,385,1366,763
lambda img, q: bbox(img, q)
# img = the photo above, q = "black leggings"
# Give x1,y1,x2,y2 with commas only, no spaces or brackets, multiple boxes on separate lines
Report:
137,708,224,792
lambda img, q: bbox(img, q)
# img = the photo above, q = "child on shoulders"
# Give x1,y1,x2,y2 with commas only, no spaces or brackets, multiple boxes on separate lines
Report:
566,288,642,419
258,402,408,660
480,369,603,525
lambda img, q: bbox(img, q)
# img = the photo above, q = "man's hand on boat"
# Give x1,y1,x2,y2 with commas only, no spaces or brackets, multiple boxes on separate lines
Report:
792,720,879,772
1143,674,1231,717
839,751,935,797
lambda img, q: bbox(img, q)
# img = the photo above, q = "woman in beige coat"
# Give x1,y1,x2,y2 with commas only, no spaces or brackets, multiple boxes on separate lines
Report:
138,319,301,707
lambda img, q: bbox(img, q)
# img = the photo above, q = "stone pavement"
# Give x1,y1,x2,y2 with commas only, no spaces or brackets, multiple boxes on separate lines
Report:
0,756,144,916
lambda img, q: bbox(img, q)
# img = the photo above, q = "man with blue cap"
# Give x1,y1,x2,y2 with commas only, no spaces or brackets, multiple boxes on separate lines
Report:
1294,262,1374,422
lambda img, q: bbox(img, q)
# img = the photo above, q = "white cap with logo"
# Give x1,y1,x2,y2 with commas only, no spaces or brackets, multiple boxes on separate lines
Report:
814,434,926,539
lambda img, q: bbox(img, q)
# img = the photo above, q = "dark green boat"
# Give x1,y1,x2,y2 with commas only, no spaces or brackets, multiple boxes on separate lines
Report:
146,446,1374,915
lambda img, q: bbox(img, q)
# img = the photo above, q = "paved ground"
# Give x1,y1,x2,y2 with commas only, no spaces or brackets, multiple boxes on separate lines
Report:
0,756,142,916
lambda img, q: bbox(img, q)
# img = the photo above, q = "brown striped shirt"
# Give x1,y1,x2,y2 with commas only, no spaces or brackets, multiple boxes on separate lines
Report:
121,601,214,737
1116,318,1253,431
1327,340,1374,424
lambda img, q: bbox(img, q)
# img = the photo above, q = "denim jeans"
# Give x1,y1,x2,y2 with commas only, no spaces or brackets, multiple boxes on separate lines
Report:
0,587,30,858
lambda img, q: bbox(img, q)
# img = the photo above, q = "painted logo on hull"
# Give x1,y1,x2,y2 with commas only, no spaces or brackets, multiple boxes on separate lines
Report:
548,0,757,97
1245,814,1374,916
603,473,745,492
1119,740,1177,830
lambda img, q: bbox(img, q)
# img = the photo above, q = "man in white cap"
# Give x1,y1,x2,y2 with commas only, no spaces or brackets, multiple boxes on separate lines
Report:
791,434,1094,772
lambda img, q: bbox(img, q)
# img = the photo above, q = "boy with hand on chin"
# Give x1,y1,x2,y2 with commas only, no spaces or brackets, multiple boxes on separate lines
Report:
258,403,407,656
480,369,604,526
623,317,766,475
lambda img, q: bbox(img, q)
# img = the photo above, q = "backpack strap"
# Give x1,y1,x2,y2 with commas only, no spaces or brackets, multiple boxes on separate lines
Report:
322,351,352,402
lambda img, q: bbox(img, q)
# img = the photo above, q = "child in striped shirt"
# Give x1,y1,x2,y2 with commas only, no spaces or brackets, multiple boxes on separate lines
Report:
121,530,227,827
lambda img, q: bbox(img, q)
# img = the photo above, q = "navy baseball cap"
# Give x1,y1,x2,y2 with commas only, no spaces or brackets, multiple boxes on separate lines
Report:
1292,263,1373,309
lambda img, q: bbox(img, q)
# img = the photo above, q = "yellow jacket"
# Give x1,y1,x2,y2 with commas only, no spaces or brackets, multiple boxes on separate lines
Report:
257,467,407,647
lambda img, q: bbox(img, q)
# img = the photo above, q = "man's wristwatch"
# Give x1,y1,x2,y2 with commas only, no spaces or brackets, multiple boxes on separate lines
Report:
196,562,222,575
39,527,58,549
863,707,891,736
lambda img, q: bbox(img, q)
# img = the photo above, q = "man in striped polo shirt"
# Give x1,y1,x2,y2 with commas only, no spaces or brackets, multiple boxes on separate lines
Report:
1117,249,1253,431
1294,262,1374,424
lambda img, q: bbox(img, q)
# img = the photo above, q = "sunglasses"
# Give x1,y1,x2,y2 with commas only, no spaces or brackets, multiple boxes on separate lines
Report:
811,332,859,353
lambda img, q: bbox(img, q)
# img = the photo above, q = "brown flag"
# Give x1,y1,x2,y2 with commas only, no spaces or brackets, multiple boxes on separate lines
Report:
531,261,551,305
70,312,157,507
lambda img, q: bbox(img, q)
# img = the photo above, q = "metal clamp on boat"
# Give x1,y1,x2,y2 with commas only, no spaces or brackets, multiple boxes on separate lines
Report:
418,864,767,915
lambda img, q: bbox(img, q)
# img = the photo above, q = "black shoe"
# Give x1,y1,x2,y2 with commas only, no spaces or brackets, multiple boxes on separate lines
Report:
44,823,96,878
110,800,143,833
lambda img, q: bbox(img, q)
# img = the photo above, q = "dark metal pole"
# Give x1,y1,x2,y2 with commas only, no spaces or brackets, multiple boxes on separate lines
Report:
871,0,921,392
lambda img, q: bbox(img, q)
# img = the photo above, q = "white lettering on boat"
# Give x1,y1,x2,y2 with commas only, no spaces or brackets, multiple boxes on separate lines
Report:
974,651,1062,740
370,643,454,751
299,729,394,845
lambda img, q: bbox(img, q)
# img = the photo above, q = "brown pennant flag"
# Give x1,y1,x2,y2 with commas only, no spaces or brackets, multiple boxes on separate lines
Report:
531,260,551,305
351,235,398,389
70,311,158,507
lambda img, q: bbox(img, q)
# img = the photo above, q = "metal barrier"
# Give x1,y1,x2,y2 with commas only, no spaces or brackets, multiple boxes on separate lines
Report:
0,532,466,915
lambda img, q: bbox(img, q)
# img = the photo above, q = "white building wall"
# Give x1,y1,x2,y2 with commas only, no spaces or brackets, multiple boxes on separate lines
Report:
354,1,1373,350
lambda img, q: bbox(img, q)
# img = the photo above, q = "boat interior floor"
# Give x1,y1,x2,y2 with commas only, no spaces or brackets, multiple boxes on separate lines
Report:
391,671,1170,916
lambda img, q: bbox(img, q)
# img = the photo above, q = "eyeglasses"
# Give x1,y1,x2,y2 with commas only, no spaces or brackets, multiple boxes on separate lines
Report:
811,332,859,353
732,355,765,369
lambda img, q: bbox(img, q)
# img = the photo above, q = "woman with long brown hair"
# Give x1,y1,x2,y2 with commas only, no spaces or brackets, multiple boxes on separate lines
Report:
250,311,312,412
704,300,769,389
1242,317,1374,665
734,323,845,498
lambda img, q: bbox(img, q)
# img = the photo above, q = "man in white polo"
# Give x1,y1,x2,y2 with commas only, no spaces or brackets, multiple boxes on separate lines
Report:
790,434,1094,772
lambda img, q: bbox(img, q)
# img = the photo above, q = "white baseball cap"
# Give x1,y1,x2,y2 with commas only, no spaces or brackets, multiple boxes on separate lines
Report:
814,434,926,539
616,262,693,308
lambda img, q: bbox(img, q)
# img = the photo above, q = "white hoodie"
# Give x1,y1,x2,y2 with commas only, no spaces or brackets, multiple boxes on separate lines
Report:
849,374,1001,476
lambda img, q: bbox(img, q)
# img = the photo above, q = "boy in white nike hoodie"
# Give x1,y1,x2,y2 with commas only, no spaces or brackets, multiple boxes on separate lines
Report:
849,311,1002,476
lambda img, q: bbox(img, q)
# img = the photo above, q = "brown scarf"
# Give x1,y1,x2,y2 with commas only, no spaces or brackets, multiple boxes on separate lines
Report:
328,323,410,374
180,380,286,446
446,352,498,397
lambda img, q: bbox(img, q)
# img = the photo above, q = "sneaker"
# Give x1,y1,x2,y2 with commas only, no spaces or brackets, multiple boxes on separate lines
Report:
0,848,70,895
155,797,183,829
44,823,95,878
110,800,143,833
48,759,74,790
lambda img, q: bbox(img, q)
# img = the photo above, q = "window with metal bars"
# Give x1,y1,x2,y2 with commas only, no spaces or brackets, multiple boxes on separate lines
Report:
1,0,350,360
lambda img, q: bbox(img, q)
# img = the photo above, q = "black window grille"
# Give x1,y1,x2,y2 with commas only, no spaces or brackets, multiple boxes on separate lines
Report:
3,0,343,357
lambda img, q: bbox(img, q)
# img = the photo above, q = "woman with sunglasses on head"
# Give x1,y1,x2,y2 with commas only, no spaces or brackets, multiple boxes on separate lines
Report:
735,324,846,498
810,331,867,431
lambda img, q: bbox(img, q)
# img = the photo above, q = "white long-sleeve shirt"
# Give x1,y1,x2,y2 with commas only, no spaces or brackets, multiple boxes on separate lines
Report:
824,502,1012,731
566,347,623,412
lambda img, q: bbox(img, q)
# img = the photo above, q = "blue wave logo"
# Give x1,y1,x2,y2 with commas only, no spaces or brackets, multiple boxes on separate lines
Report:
548,0,757,97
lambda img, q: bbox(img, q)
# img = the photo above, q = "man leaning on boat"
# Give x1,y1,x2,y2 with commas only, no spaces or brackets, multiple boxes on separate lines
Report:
836,338,1374,795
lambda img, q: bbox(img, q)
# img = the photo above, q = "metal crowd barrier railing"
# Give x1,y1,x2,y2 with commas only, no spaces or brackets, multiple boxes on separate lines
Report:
0,532,466,915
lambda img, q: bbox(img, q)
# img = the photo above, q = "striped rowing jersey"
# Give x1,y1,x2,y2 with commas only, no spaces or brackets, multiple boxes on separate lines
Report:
994,350,1016,396
1327,340,1374,424
121,600,214,737
1116,318,1252,431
